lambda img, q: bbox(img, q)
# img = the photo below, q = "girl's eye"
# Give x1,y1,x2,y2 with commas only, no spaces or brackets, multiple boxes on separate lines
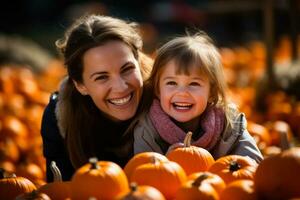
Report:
166,81,177,85
190,82,200,86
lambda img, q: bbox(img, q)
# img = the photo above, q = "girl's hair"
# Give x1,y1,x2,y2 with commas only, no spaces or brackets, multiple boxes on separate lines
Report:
56,14,152,168
145,31,232,130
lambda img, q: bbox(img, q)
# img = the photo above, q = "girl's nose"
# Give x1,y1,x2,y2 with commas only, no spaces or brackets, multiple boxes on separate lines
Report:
176,86,189,96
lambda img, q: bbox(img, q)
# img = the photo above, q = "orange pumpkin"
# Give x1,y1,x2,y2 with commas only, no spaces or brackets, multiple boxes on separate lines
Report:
117,182,166,200
71,157,129,200
16,162,44,184
208,155,257,184
166,132,215,175
188,172,226,196
175,173,219,200
247,121,271,150
124,151,169,181
38,161,71,200
0,168,36,200
15,190,51,200
219,179,257,200
131,157,187,200
254,147,300,199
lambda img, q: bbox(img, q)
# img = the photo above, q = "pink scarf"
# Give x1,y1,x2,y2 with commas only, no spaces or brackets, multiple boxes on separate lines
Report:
149,99,225,150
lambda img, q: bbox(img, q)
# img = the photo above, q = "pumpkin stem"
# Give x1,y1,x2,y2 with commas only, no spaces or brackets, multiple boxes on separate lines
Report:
129,182,138,192
50,161,62,182
192,173,209,187
89,157,100,170
184,131,193,147
0,168,5,179
229,161,241,171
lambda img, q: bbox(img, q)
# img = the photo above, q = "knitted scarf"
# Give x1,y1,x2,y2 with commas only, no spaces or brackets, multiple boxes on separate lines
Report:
149,99,225,150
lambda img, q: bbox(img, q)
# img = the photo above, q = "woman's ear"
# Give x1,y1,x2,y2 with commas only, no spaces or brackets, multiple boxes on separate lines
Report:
73,80,88,95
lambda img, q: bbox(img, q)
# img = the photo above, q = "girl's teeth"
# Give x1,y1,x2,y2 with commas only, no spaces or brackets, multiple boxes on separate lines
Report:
109,94,131,105
173,103,192,110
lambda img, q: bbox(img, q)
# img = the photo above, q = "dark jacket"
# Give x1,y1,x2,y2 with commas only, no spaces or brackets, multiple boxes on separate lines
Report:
41,92,74,181
41,92,134,182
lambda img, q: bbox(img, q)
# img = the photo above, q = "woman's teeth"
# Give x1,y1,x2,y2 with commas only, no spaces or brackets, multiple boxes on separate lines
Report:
109,94,132,105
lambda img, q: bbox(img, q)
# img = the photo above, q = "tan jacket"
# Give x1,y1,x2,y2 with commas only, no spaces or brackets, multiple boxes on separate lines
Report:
134,111,263,163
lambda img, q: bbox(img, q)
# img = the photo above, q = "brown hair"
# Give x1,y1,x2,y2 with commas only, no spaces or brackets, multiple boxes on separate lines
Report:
56,14,152,168
145,31,233,129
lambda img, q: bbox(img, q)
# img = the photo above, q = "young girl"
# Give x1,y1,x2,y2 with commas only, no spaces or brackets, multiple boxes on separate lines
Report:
133,32,263,163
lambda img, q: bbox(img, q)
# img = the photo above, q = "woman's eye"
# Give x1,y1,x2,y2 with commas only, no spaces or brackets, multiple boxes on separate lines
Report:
95,75,108,81
166,81,177,85
122,66,134,74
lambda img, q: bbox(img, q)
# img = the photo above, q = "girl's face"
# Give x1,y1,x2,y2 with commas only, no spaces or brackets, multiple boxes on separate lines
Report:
158,60,210,123
74,40,143,121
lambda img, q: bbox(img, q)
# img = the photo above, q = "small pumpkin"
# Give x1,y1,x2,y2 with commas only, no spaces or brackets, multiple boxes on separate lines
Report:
71,157,129,200
124,152,169,181
219,179,257,200
0,168,36,200
117,182,166,200
175,173,219,200
38,161,71,200
208,155,257,184
166,131,215,175
131,157,187,200
188,172,226,196
254,147,300,199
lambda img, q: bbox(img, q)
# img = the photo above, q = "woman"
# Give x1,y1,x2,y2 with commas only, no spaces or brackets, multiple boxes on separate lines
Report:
41,14,152,182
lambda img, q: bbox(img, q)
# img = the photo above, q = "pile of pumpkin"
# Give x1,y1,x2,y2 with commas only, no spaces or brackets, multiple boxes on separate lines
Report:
0,62,66,192
1,132,300,200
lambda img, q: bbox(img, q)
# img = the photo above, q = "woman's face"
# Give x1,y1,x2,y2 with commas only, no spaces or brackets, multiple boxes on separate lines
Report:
75,40,143,121
158,60,210,123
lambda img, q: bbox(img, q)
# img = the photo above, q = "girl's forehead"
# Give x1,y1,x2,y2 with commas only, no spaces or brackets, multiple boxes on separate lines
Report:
163,59,206,76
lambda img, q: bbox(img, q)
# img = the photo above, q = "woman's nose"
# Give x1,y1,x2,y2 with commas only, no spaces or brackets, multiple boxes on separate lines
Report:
112,76,128,91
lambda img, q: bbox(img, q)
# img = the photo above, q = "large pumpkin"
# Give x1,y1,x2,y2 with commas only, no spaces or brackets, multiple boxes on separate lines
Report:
124,152,169,181
71,157,129,200
175,173,220,200
208,155,257,184
219,179,257,200
166,131,215,175
38,161,71,200
131,157,187,200
0,168,36,200
254,147,300,199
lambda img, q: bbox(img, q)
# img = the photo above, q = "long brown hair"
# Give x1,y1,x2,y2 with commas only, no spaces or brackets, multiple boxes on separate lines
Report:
55,14,152,168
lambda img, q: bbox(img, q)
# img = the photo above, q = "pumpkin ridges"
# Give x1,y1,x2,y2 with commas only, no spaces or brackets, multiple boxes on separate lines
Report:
0,168,37,200
175,174,219,200
71,157,129,200
167,132,215,175
131,158,186,200
124,152,169,181
208,155,257,184
219,179,257,200
188,172,226,196
117,182,166,200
